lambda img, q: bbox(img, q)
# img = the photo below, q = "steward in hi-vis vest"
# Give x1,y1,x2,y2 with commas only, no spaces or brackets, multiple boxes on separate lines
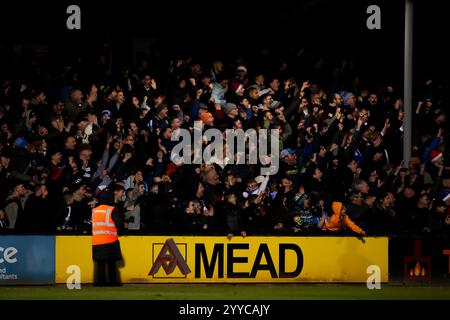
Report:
92,188,124,286
92,205,118,245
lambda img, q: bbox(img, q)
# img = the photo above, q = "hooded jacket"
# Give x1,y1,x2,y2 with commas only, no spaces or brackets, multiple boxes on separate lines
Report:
322,201,364,235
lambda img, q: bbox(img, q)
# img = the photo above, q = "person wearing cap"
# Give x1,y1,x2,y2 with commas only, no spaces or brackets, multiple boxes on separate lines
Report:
101,109,112,119
429,150,443,164
291,191,326,233
426,149,446,179
236,65,248,75
280,148,296,160
340,91,356,108
14,137,29,149
322,201,365,235
279,148,300,186
97,109,111,130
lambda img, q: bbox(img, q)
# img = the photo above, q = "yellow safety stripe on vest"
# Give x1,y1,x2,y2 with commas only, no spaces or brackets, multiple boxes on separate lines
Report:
92,230,118,236
92,207,115,227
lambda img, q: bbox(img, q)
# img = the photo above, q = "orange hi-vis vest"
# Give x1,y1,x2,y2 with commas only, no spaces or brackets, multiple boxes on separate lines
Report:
91,205,118,246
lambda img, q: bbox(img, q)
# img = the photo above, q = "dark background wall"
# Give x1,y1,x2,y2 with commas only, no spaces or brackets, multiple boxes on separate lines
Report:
0,0,448,91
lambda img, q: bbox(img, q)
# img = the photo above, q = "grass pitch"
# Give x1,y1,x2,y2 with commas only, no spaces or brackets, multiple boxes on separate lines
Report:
1,284,450,300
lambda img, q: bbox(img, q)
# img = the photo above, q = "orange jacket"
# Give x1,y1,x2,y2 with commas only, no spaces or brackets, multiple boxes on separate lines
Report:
322,202,364,235
91,205,118,246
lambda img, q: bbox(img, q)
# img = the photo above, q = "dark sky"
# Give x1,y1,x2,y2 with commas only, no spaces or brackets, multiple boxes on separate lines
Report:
0,0,448,87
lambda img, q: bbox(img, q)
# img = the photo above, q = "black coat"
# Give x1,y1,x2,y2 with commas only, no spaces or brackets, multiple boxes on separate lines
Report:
368,203,396,235
178,209,206,234
23,194,53,233
223,202,245,235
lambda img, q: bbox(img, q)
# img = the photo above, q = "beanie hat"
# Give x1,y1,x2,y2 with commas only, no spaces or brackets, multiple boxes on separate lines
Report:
280,148,296,159
429,150,443,163
332,201,343,215
199,103,209,111
340,91,355,106
230,81,244,94
236,65,248,74
222,103,237,115
154,103,168,115
101,110,112,117
14,137,29,149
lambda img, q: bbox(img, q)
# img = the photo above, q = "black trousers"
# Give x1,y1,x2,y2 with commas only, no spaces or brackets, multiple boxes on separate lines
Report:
95,260,119,285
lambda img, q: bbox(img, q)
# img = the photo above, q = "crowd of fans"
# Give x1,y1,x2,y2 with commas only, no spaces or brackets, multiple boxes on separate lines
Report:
1,54,449,237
